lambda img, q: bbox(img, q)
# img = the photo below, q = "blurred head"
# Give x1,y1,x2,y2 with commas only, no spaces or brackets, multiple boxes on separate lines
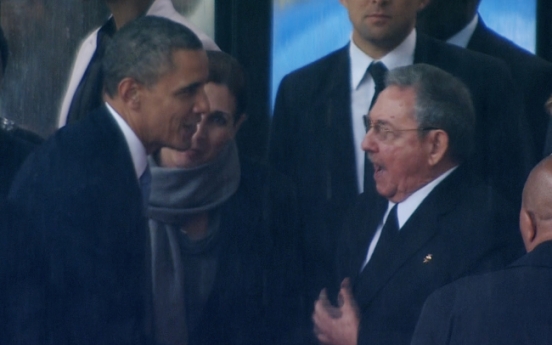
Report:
520,156,552,252
362,63,475,202
417,0,481,40
160,51,247,168
103,16,209,154
339,0,430,57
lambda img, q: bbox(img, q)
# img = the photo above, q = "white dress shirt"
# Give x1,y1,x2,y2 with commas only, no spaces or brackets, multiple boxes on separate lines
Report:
447,14,479,49
349,30,416,192
360,166,457,271
105,102,148,179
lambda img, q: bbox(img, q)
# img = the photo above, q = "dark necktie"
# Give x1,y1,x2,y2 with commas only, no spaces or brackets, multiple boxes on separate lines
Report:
368,61,388,110
365,203,399,269
139,165,152,211
364,61,388,192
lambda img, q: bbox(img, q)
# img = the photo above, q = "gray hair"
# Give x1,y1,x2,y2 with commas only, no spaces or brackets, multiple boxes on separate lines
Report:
386,63,475,163
103,16,203,97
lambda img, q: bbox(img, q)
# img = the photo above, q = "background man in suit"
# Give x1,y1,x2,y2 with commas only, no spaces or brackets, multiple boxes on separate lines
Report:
412,155,552,345
269,0,532,322
417,0,552,158
58,0,218,127
5,16,209,344
312,64,522,345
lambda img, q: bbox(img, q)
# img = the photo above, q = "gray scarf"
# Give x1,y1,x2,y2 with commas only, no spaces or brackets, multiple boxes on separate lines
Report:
147,141,240,345
148,141,241,223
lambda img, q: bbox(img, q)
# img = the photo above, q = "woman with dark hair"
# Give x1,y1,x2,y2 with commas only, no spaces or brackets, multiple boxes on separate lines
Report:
147,51,302,345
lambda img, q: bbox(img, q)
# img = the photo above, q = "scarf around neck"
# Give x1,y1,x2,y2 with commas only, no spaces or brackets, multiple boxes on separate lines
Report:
148,141,241,224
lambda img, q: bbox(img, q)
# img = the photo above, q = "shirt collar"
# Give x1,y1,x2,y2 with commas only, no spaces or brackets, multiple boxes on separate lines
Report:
386,165,458,228
447,14,479,48
105,102,148,179
349,29,417,90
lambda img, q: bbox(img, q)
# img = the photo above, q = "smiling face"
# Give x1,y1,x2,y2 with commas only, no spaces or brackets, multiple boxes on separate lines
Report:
362,85,435,202
340,0,429,56
136,49,209,153
160,82,244,169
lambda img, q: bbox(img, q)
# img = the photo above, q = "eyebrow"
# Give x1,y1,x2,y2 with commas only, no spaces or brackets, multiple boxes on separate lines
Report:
174,81,203,95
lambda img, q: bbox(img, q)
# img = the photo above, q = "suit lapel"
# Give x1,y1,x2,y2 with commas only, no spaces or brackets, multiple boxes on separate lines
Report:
320,46,358,200
353,169,464,308
345,194,388,284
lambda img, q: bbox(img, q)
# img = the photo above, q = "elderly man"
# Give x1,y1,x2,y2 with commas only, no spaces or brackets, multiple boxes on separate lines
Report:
417,0,552,158
312,64,523,345
412,155,552,345
58,0,217,127
269,0,533,315
6,16,208,344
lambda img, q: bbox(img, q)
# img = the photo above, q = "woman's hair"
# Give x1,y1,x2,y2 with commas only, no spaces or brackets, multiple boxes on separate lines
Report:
206,50,247,122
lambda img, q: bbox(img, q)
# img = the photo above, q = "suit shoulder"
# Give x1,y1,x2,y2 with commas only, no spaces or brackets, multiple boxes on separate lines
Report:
280,46,348,86
418,34,512,76
471,25,552,74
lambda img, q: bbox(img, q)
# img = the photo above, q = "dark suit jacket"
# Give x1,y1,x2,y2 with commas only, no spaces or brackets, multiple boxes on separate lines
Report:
336,166,524,345
466,18,552,157
187,159,303,345
269,33,533,304
5,106,151,345
0,126,42,200
411,241,552,345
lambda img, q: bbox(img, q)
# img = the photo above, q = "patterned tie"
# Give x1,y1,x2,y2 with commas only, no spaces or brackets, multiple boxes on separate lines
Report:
364,61,388,193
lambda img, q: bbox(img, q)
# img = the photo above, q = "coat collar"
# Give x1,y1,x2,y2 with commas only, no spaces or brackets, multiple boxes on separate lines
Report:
510,241,552,269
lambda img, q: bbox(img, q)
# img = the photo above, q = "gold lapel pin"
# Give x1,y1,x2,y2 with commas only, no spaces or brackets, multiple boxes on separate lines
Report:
423,254,433,264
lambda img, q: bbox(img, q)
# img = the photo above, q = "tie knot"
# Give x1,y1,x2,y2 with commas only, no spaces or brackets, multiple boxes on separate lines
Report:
368,61,388,90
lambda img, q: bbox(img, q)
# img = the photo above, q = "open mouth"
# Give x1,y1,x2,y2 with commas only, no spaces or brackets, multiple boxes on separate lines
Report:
373,163,384,178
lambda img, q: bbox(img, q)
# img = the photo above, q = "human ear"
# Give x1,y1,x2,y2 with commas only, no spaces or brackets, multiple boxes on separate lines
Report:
519,208,537,252
426,129,449,166
117,77,142,110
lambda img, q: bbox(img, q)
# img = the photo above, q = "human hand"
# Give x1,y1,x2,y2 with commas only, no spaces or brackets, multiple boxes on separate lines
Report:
312,278,359,345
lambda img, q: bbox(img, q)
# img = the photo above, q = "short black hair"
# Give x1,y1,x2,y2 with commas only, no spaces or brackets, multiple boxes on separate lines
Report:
103,16,203,97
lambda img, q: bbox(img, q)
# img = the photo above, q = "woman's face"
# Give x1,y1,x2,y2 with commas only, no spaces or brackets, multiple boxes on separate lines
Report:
160,82,244,168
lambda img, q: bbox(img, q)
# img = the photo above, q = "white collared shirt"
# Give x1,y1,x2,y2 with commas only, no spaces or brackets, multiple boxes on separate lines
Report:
105,102,148,179
349,30,417,193
447,14,479,48
360,166,458,271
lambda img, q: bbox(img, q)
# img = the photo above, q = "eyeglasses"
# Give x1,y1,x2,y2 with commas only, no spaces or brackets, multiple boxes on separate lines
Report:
363,115,439,142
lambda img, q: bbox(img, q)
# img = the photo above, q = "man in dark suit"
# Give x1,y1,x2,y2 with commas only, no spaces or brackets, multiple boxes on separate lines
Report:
417,0,552,158
312,64,523,345
5,16,209,344
412,155,552,345
269,0,532,314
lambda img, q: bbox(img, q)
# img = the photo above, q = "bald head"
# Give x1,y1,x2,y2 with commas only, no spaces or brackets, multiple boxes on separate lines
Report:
520,156,552,251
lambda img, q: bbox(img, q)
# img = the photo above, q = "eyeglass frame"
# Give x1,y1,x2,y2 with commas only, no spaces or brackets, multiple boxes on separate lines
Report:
362,115,440,141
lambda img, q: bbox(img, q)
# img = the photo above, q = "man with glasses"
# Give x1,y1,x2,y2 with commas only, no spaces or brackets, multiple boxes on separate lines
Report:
312,64,523,345
269,1,533,326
